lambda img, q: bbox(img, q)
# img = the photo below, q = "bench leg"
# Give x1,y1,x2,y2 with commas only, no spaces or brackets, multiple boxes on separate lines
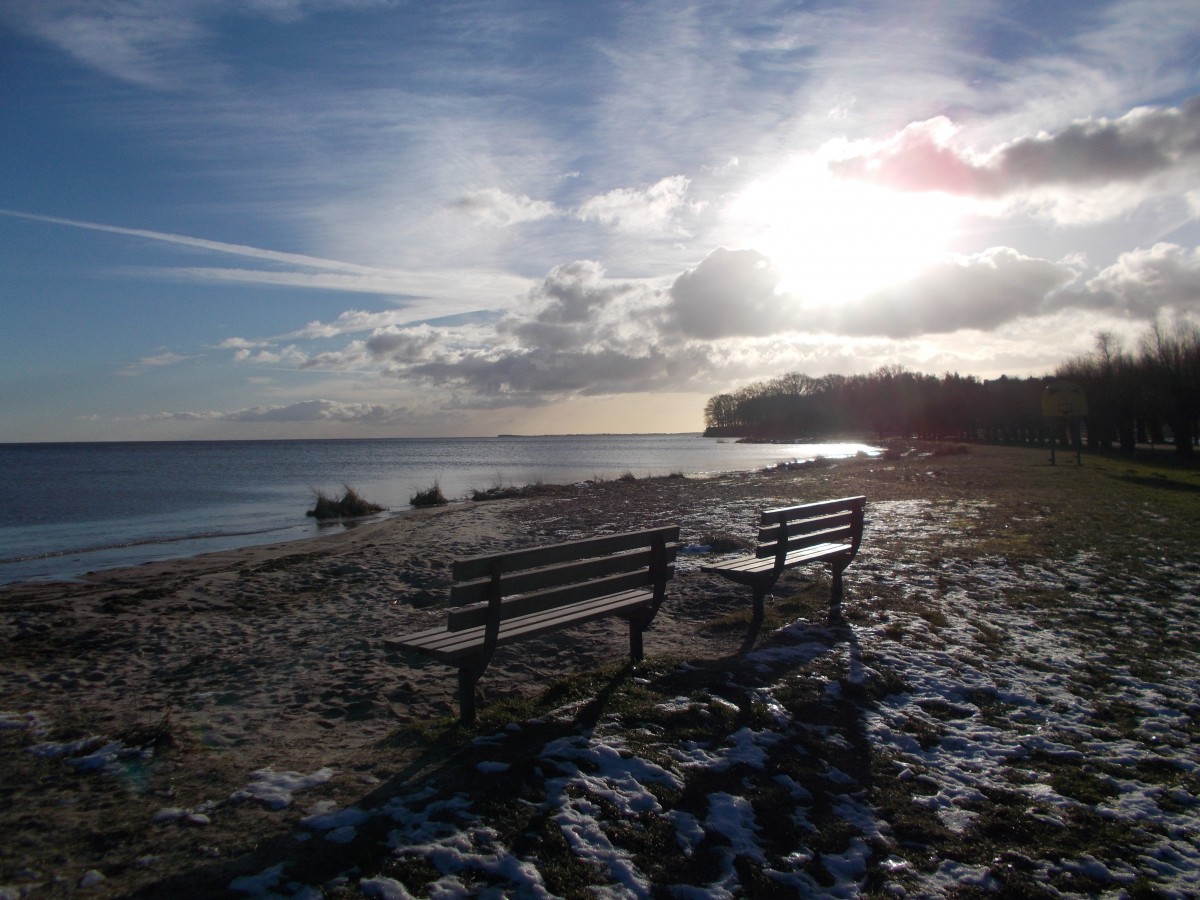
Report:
458,663,485,725
830,561,847,604
630,617,645,662
751,584,768,629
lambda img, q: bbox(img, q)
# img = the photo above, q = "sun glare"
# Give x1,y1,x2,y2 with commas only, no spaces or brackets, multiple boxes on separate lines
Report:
725,157,965,307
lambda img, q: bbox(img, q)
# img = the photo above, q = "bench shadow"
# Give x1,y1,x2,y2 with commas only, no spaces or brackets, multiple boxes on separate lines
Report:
132,595,857,897
129,663,642,898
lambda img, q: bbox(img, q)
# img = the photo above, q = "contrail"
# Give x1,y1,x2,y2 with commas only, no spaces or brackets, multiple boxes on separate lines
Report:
0,208,396,275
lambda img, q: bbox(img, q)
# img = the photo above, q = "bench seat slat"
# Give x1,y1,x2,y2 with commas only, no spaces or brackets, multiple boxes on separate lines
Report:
388,588,654,662
448,564,674,631
705,542,851,583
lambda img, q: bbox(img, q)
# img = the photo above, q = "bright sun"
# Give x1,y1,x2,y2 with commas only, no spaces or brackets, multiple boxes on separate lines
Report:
725,156,966,306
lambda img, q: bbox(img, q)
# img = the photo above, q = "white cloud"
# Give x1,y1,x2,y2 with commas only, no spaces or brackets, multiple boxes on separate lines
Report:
577,176,698,235
285,310,409,340
450,188,558,227
118,350,192,376
1,0,214,89
1081,243,1200,317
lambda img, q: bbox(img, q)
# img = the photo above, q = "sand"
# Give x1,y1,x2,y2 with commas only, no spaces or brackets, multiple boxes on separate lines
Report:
1,463,817,895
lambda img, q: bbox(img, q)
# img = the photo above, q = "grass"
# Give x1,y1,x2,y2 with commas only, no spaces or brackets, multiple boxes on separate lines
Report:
409,482,448,507
698,529,752,553
468,476,574,502
306,485,386,519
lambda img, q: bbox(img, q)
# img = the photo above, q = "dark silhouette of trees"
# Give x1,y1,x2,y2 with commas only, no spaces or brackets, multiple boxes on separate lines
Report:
702,320,1200,456
1057,321,1200,457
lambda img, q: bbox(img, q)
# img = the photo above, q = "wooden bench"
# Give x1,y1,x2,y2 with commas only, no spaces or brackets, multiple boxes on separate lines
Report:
701,496,866,625
384,525,680,724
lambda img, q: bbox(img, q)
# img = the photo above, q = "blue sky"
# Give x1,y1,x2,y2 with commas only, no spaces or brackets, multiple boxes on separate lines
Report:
2,0,1199,441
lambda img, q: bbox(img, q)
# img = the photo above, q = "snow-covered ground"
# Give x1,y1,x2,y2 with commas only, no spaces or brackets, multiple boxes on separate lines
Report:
212,498,1200,897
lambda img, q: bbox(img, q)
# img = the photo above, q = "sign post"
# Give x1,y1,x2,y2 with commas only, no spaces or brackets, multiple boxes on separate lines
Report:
1042,380,1088,466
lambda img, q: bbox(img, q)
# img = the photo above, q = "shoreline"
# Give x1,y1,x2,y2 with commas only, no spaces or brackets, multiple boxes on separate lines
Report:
0,437,879,587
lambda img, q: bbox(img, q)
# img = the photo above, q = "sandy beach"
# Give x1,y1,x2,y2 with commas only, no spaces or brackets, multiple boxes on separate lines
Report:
3,444,1199,898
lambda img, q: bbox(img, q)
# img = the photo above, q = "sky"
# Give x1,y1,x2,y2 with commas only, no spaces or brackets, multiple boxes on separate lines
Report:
2,0,1199,442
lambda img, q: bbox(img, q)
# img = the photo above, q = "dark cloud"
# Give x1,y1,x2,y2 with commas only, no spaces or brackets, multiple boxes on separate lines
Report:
667,247,793,339
832,96,1200,196
529,260,625,325
505,260,655,354
364,325,438,362
411,347,676,401
223,399,401,423
824,248,1076,337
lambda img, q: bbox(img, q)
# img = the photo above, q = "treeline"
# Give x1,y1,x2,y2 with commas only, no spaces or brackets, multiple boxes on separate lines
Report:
703,320,1200,457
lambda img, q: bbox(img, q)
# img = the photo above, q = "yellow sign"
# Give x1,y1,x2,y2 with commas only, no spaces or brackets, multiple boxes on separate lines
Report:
1042,380,1088,418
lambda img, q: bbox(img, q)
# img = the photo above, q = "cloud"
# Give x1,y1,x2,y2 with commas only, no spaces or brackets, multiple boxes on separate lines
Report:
527,260,623,325
0,209,405,276
411,347,680,401
821,248,1078,338
235,345,309,365
505,260,662,356
1080,243,1200,318
364,325,440,362
450,188,558,227
118,350,192,376
666,248,793,339
1,0,214,89
0,0,387,89
0,210,537,316
576,175,698,235
831,95,1200,208
223,399,404,424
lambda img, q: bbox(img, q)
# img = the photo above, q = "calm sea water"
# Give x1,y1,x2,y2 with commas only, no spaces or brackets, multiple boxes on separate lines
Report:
0,434,875,584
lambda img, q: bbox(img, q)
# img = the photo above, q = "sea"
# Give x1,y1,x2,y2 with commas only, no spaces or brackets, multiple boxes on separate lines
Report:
0,434,876,585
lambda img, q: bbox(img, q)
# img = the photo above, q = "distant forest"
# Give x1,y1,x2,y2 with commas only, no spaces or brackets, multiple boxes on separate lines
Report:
703,320,1200,457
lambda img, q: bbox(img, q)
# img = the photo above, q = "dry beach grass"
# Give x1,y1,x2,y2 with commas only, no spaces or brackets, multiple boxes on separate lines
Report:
2,443,1199,897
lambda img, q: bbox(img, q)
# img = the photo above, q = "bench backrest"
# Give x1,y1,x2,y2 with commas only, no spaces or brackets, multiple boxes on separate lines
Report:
756,496,866,566
446,526,680,632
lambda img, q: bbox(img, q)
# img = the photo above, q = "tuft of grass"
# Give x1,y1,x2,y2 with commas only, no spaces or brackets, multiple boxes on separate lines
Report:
699,530,752,553
116,707,180,752
307,485,386,519
409,482,448,507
